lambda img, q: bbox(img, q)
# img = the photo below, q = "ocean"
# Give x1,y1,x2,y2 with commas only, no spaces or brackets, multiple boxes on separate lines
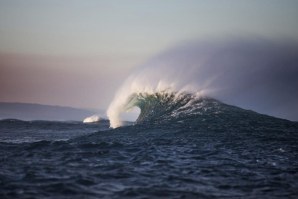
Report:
0,94,297,198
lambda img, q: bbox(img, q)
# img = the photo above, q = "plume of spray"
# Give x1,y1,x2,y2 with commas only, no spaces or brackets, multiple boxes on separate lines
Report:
107,37,298,128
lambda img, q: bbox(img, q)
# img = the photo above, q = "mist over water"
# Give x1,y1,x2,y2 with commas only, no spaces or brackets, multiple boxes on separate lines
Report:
107,38,298,128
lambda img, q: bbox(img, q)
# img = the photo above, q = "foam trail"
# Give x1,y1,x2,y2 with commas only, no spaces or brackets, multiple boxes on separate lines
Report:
107,38,298,128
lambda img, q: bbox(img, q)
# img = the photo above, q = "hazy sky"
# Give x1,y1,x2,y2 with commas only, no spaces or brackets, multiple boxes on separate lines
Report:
1,0,298,110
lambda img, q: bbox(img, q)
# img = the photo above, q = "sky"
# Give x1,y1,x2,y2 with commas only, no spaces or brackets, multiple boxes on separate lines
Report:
1,0,298,111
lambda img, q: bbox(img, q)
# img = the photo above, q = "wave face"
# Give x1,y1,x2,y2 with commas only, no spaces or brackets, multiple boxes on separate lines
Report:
125,92,227,124
107,38,298,127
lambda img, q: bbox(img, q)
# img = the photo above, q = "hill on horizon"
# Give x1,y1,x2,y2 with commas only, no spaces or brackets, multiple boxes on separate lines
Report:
0,102,105,121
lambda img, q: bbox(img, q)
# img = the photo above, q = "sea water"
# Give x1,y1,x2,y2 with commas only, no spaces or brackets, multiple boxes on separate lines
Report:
1,96,297,198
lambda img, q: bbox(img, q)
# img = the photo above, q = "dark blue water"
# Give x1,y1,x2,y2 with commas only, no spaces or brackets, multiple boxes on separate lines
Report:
0,97,298,198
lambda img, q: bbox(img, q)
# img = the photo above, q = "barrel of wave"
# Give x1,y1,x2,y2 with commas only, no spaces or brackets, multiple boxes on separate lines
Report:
83,115,101,123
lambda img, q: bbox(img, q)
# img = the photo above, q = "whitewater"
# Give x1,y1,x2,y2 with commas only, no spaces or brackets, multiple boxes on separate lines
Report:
1,38,298,199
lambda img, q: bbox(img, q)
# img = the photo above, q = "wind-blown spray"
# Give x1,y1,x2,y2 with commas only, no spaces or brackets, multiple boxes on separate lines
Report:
108,38,298,128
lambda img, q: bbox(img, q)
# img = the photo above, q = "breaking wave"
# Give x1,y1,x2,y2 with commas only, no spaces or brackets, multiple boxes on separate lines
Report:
107,38,298,128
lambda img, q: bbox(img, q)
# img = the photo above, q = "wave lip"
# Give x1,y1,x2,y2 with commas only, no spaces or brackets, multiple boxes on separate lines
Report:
132,92,204,123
